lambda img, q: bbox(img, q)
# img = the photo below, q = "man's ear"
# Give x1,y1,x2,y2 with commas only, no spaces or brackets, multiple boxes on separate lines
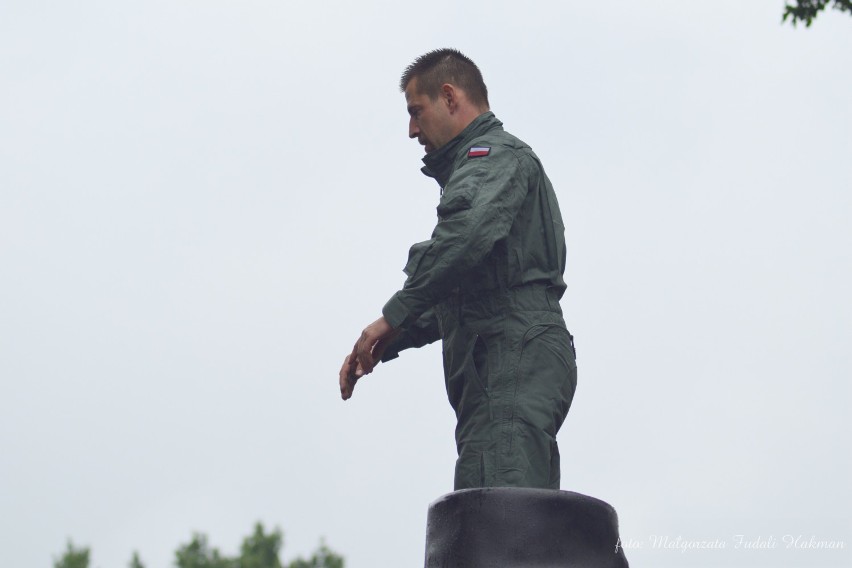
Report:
441,83,458,112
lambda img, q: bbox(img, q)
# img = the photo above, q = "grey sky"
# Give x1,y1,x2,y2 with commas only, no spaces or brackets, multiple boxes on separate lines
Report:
1,1,850,567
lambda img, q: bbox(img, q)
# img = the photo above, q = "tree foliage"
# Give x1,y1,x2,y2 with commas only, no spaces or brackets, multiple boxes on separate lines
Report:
169,522,343,568
129,551,146,568
287,541,345,568
53,524,344,568
239,523,284,568
53,540,90,568
174,533,234,568
783,0,852,26
171,523,342,568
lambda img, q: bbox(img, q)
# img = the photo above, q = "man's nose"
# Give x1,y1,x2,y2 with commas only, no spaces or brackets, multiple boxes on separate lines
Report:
409,117,419,139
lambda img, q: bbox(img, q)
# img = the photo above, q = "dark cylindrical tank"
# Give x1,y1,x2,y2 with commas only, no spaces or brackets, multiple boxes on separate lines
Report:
424,488,629,568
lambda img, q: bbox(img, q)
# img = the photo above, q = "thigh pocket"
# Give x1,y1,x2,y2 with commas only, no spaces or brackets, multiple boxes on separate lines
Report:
515,324,578,431
444,333,491,413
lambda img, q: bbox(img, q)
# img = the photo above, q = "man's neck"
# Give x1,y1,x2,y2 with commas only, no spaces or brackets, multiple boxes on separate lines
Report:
449,106,490,140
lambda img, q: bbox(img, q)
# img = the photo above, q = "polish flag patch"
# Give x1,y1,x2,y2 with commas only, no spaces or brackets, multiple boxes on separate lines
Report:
468,146,491,158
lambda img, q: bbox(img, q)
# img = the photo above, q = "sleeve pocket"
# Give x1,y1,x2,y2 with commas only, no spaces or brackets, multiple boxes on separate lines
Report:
436,188,475,217
403,240,433,277
436,165,484,217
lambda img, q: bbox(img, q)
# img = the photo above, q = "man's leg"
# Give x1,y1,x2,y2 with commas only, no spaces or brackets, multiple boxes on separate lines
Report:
495,322,577,489
450,333,499,490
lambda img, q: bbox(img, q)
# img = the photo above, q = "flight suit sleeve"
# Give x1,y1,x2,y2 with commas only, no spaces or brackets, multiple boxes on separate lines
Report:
382,147,529,330
379,307,440,362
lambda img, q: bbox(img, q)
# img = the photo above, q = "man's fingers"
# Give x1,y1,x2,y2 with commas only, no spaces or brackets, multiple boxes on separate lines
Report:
348,345,359,370
339,354,358,400
348,342,365,378
342,317,395,400
355,330,377,375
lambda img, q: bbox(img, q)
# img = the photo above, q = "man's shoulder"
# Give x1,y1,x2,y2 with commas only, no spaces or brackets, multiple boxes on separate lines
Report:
457,129,539,171
472,127,529,152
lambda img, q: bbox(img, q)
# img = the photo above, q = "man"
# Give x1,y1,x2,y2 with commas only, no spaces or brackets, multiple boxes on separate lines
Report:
339,48,577,491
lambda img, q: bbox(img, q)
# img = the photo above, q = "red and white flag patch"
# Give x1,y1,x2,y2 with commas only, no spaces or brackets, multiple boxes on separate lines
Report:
468,146,491,158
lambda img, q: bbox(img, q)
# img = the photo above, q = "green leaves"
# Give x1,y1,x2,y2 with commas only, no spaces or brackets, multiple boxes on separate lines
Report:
174,533,234,568
286,541,345,568
238,523,284,568
53,541,90,568
783,0,852,27
129,551,146,568
173,524,343,568
53,523,344,568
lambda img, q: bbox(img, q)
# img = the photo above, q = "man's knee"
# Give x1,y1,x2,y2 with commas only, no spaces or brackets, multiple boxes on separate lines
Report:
454,447,494,490
454,431,562,490
498,426,561,489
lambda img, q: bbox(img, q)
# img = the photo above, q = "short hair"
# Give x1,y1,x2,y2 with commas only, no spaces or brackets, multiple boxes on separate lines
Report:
400,48,489,108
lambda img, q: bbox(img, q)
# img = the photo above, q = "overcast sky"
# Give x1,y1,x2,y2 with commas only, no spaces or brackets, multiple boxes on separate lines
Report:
1,1,850,567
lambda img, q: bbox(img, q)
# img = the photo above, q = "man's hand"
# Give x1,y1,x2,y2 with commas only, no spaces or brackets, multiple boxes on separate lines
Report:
339,316,400,400
338,353,363,401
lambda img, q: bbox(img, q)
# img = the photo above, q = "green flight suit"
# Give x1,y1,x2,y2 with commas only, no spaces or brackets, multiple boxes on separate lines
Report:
381,112,577,490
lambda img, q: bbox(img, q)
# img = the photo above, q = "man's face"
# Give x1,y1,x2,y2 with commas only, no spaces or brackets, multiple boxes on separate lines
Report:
405,78,453,154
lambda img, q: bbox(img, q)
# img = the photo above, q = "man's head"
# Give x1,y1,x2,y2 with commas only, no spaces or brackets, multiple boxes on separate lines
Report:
400,49,490,154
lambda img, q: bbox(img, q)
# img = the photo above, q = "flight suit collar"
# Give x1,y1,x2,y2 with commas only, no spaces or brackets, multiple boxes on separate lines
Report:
421,111,503,188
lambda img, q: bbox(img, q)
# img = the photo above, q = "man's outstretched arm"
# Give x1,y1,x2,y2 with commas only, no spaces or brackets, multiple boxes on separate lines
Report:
339,309,440,400
379,307,440,362
339,316,398,401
